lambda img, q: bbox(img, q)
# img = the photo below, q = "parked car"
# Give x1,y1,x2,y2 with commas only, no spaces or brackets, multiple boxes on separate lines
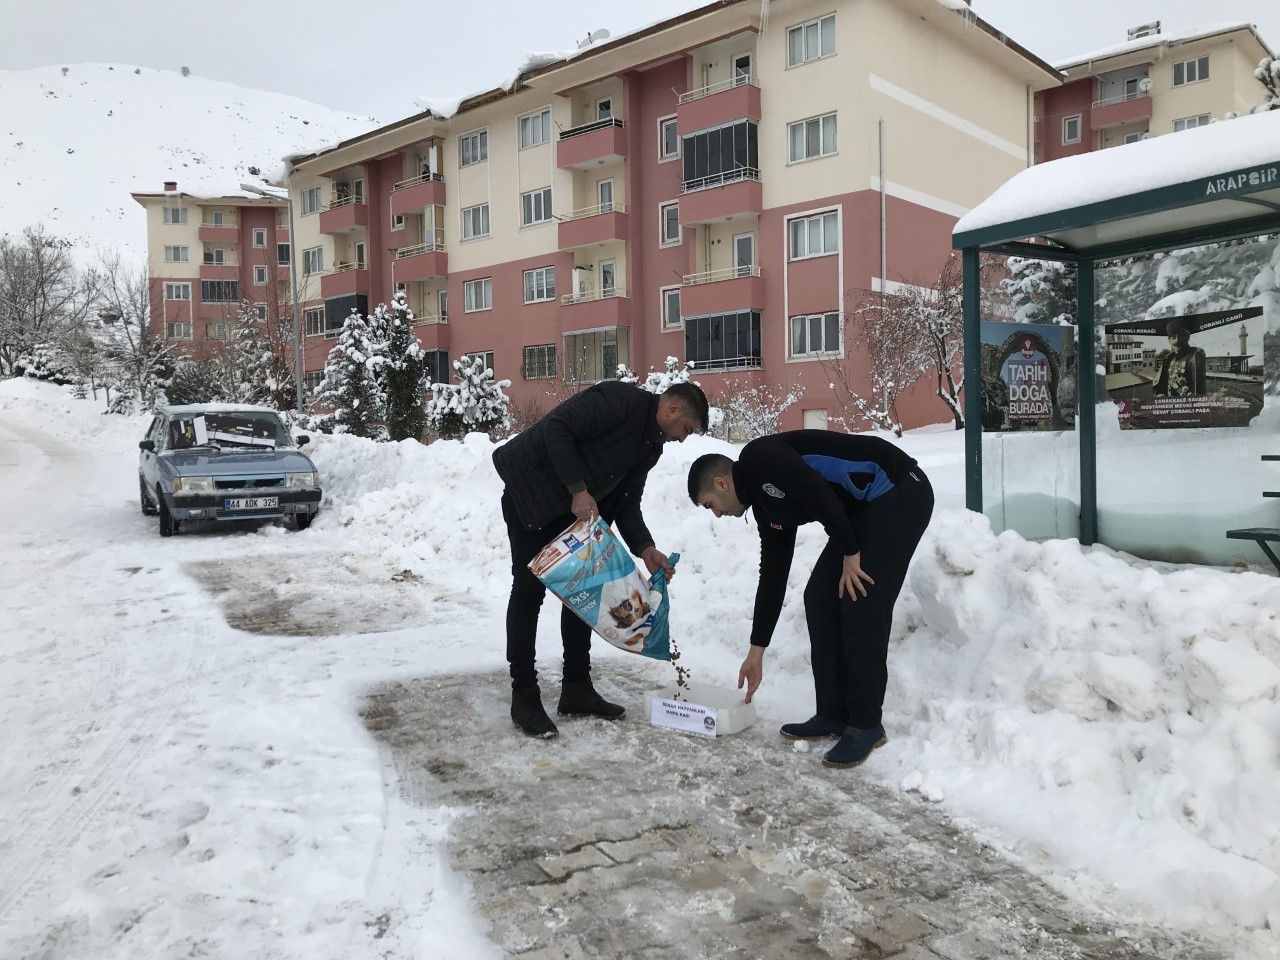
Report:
138,404,322,537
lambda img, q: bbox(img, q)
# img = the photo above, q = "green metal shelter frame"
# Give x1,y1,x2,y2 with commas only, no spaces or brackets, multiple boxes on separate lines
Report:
954,159,1280,544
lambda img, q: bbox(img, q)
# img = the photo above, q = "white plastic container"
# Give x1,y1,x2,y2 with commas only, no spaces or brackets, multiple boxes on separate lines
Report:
645,683,757,737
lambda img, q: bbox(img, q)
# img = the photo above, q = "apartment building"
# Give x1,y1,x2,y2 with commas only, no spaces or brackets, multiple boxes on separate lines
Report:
1036,21,1275,163
131,183,296,356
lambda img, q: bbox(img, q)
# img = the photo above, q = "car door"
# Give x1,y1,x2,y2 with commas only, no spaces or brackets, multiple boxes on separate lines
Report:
139,415,164,488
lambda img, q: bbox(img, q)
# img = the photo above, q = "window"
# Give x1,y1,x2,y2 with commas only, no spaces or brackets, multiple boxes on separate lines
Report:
681,120,759,191
252,228,267,248
463,350,495,375
684,310,761,370
596,97,613,120
787,14,835,67
253,303,268,322
201,280,239,302
302,246,323,275
524,344,556,379
659,116,679,160
438,289,448,323
422,349,450,385
789,211,839,259
304,370,325,394
520,108,552,148
660,202,681,246
301,186,322,215
253,265,268,285
661,286,682,331
1062,114,1082,145
521,187,552,226
276,242,291,266
1173,56,1209,86
210,211,225,226
459,129,488,166
1124,131,1145,144
523,266,555,303
391,211,405,231
790,311,841,357
164,245,188,262
162,206,188,224
163,282,191,301
462,203,490,239
205,321,232,342
464,277,493,312
788,113,837,162
165,321,192,339
304,306,326,337
1173,114,1211,132
203,248,226,265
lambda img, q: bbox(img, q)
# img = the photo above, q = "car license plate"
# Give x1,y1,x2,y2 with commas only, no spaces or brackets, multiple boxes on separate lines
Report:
224,496,279,510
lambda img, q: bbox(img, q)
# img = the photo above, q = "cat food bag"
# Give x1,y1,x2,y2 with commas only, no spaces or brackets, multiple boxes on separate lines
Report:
530,517,678,661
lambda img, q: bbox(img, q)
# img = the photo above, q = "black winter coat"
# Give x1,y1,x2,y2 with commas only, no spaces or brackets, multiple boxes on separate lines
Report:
493,381,664,555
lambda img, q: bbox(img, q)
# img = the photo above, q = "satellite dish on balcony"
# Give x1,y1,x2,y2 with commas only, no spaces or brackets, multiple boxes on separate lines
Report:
578,28,610,49
1138,77,1152,93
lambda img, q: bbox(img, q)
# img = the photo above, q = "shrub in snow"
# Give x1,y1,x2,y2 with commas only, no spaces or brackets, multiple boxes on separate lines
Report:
181,66,191,77
166,357,234,406
314,308,387,440
15,342,77,385
616,356,696,393
426,354,510,440
710,378,804,442
376,292,426,442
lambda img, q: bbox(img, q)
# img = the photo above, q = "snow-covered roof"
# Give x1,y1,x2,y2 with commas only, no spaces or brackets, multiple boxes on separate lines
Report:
1055,22,1273,70
159,403,281,415
954,109,1280,252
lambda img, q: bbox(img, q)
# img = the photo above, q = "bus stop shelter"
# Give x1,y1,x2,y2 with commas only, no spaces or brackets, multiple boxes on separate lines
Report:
952,108,1280,562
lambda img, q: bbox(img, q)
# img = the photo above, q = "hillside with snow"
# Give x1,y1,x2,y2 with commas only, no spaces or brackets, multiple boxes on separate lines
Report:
0,63,380,261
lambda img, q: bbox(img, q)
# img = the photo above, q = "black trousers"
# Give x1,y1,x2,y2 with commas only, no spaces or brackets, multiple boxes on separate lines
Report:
502,488,626,691
802,467,934,730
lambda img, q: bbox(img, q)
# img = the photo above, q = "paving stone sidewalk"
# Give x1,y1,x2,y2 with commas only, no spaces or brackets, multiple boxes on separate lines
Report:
362,668,1228,960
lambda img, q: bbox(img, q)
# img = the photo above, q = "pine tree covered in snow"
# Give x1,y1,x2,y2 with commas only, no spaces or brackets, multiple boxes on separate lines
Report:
377,291,426,442
615,356,697,393
315,308,387,439
1252,56,1280,112
426,353,511,439
999,257,1078,326
229,302,274,406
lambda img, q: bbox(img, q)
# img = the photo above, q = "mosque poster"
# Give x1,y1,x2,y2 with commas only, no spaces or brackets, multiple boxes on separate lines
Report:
979,323,1076,433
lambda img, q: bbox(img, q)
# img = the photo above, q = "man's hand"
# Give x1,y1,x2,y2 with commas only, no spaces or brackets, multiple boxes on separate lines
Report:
738,645,765,703
641,546,675,580
839,552,875,601
570,490,599,524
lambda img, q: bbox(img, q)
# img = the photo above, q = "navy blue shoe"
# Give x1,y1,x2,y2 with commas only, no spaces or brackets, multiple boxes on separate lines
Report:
779,715,844,740
822,725,888,768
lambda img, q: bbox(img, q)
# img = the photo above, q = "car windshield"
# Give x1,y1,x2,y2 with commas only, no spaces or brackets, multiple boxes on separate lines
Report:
167,411,292,450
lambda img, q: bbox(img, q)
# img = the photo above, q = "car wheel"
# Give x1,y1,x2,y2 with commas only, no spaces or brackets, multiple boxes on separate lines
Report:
294,511,314,531
139,476,158,515
158,488,178,538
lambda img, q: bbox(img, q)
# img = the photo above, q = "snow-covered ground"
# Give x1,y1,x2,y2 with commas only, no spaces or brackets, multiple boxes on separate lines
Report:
1,377,1278,959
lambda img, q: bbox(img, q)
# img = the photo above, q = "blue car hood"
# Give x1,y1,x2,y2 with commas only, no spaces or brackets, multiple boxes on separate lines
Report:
161,449,317,475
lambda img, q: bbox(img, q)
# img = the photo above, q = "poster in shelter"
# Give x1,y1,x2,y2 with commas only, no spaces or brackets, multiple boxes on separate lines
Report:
979,322,1076,432
1103,307,1265,429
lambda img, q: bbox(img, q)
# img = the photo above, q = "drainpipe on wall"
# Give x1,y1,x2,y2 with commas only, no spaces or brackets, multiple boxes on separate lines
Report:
878,117,887,295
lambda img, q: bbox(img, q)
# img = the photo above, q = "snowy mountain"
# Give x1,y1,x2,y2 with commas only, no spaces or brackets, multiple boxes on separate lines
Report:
0,63,380,262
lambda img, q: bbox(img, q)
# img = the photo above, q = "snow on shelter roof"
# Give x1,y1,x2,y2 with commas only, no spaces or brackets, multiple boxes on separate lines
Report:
953,109,1280,256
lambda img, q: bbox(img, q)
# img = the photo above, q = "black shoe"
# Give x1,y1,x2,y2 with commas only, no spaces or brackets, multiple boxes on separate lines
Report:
557,680,625,720
511,687,559,739
822,725,888,768
779,715,844,740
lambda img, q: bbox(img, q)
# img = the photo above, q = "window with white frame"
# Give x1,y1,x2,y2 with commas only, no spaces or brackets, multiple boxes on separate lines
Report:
210,210,226,226
254,303,268,321
165,321,192,339
304,306,326,337
523,344,556,379
203,248,226,265
523,266,555,303
164,245,188,262
302,246,323,274
301,186,322,215
521,187,552,226
462,203,490,239
205,321,233,342
253,265,268,285
463,350,495,375
520,108,552,149
661,286,682,331
252,228,267,247
1173,56,1209,86
790,311,841,357
391,211,405,231
162,206,188,224
459,129,488,166
1062,114,1082,145
659,116,679,160
1173,114,1212,132
788,113,837,162
163,282,191,301
1124,131,1145,144
660,201,681,246
276,242,291,266
304,370,325,394
787,14,835,67
464,277,493,312
789,211,838,259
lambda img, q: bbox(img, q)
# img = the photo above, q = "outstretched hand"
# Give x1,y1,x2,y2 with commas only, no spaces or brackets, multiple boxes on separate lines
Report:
738,645,764,703
839,552,875,601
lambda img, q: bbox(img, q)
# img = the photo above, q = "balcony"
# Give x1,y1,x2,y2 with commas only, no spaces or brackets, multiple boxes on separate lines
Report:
394,240,448,282
557,203,628,250
1090,93,1152,130
680,266,763,317
412,313,450,350
198,299,240,319
198,222,238,243
319,195,369,234
556,118,627,170
560,288,631,333
320,262,370,298
676,77,761,134
390,172,445,219
679,169,762,226
198,263,238,280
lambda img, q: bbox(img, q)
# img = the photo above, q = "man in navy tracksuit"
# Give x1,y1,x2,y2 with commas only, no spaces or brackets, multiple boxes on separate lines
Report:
687,430,933,768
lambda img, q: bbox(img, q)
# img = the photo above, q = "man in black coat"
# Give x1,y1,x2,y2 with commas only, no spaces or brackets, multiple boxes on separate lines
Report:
494,380,709,738
687,430,933,769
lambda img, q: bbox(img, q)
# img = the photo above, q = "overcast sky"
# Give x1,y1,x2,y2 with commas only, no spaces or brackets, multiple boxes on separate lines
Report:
4,0,1279,121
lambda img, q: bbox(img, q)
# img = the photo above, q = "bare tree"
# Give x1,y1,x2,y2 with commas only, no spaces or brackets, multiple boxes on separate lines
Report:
710,377,804,442
0,227,100,375
94,250,174,412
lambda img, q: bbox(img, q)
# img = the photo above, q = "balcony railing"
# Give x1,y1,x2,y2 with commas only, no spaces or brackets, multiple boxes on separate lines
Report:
681,166,760,194
413,312,447,326
691,355,762,372
1092,89,1145,109
682,265,761,285
393,171,443,191
557,202,626,222
200,220,237,229
395,239,446,258
330,260,365,273
677,75,758,104
561,287,626,305
328,194,364,209
558,116,624,140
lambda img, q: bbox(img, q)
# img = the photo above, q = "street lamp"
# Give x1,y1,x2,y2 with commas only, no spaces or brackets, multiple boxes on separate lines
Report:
240,179,304,415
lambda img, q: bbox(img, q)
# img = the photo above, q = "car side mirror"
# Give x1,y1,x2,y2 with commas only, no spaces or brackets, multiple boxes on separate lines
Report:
139,439,155,451
295,435,310,446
